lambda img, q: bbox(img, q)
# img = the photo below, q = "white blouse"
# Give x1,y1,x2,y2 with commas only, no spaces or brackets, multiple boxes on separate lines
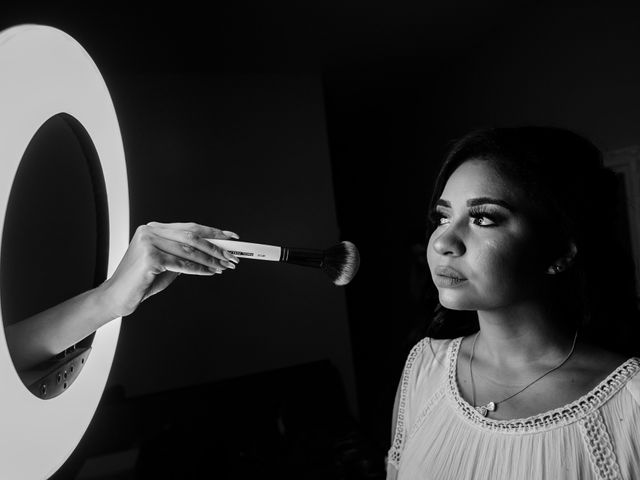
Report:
387,337,640,480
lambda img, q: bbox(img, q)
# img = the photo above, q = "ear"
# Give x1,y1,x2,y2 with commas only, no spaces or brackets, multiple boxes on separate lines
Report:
546,241,577,275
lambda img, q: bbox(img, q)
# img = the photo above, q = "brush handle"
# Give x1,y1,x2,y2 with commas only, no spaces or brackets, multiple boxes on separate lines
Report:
205,239,281,261
205,239,324,268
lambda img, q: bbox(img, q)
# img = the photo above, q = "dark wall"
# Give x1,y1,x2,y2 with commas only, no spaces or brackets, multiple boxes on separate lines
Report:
104,73,356,409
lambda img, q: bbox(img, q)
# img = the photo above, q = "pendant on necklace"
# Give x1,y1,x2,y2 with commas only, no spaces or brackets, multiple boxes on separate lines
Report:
474,401,496,417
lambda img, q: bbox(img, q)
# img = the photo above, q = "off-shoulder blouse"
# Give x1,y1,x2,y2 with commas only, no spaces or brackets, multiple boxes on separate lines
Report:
387,337,640,480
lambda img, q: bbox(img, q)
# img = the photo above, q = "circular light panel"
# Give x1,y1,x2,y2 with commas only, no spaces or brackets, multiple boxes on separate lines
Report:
0,25,128,478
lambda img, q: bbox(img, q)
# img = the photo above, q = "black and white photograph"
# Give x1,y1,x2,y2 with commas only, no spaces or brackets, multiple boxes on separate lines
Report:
0,3,639,479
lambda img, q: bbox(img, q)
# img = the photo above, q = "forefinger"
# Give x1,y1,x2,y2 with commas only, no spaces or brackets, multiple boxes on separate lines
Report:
146,221,240,240
147,224,240,264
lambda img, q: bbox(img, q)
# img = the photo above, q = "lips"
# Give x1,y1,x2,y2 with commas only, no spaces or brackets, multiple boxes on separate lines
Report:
434,266,466,280
433,265,467,288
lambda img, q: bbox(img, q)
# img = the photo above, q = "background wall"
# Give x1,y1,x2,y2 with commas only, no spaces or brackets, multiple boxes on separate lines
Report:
106,73,355,404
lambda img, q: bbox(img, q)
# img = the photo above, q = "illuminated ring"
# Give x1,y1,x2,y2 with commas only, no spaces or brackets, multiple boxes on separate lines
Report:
0,25,128,478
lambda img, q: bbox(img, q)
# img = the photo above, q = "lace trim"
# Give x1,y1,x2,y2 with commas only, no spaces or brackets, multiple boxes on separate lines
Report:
579,411,622,480
446,337,640,434
387,338,431,468
407,386,446,441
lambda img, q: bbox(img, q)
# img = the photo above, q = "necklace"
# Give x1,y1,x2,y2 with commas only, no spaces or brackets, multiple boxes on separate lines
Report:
469,330,578,417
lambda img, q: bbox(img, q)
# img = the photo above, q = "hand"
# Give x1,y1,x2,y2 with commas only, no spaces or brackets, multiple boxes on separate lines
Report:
100,222,240,317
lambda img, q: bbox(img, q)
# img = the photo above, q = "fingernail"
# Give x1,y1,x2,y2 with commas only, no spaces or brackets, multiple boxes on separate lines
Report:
209,267,222,274
222,260,236,269
222,230,240,239
224,251,240,264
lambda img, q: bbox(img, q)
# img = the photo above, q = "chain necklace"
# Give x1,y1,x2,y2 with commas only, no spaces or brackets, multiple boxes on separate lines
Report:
469,330,579,417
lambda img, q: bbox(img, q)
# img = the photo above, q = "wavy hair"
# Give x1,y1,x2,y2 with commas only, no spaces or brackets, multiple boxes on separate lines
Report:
419,127,639,356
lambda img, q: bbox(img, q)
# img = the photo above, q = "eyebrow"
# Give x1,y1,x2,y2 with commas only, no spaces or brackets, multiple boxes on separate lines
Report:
436,197,514,211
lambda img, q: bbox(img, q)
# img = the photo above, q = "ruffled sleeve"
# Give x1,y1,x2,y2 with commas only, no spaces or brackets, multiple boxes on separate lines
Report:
386,337,452,478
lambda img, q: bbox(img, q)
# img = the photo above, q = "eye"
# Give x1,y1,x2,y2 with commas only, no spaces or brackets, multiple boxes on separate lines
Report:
471,215,496,226
429,209,450,227
468,207,502,227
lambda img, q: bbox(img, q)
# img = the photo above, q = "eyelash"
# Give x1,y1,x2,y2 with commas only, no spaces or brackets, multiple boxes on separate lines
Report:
429,206,503,227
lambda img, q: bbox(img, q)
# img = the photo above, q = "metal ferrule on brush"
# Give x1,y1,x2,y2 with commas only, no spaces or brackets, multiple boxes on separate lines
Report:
280,247,324,268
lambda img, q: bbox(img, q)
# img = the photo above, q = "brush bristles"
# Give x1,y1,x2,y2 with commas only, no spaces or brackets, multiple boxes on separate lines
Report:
322,241,360,286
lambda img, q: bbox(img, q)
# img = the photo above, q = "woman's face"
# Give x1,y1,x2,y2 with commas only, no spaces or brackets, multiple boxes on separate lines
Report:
426,159,546,311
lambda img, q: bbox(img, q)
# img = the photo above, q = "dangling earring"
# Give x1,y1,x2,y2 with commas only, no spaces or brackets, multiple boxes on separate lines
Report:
547,264,563,274
547,242,577,275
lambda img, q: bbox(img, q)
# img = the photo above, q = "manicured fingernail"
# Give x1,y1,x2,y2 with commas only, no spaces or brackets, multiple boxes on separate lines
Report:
223,251,240,264
209,267,222,274
222,230,240,239
222,260,236,269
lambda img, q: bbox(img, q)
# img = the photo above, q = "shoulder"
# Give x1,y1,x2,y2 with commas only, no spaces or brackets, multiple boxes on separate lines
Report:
624,357,640,406
398,337,457,402
570,342,632,388
403,337,455,377
389,337,457,466
568,343,640,409
405,336,456,361
576,343,640,406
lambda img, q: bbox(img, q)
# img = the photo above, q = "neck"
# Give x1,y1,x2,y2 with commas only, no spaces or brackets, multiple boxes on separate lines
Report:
475,301,575,369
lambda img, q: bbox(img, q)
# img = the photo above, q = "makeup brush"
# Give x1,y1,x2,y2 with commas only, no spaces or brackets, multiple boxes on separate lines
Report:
205,239,360,286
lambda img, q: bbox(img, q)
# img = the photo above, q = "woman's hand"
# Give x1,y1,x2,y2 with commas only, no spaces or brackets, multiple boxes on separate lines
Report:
6,222,240,370
100,222,240,318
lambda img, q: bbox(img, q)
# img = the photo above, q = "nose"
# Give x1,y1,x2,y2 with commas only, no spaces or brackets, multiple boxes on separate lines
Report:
431,225,466,257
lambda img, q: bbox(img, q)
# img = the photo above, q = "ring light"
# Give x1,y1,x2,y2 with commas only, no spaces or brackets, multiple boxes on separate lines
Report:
0,25,128,478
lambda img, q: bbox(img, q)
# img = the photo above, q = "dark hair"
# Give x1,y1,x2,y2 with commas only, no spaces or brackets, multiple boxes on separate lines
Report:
421,126,639,356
